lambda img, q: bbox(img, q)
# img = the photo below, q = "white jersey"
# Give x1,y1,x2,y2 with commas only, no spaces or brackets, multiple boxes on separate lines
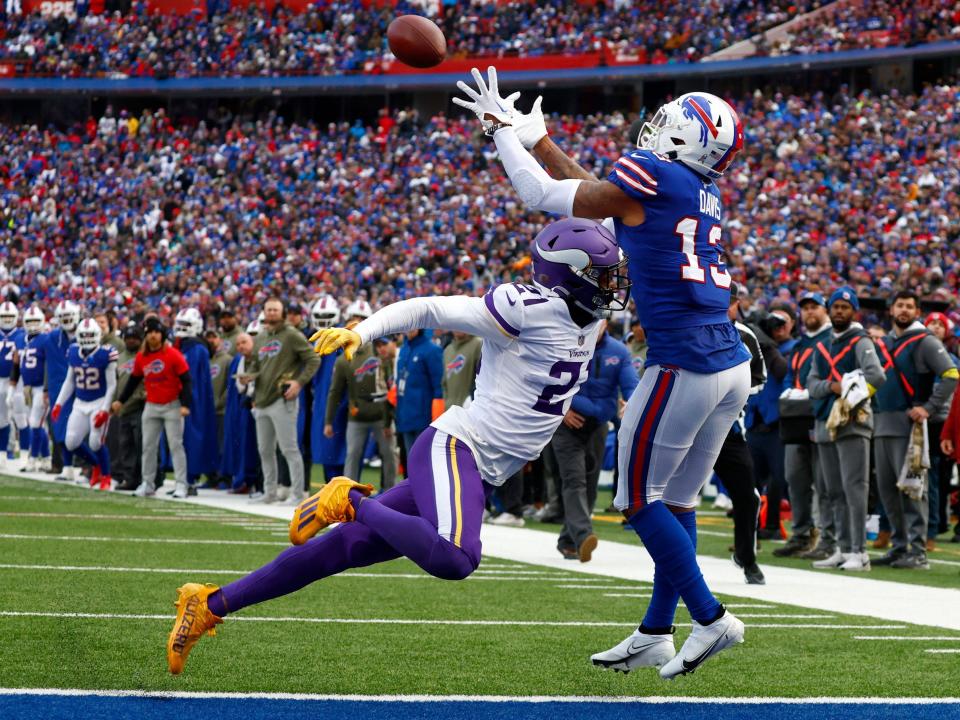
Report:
355,283,601,485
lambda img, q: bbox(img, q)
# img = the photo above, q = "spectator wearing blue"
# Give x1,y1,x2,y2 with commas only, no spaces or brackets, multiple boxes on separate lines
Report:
745,304,797,539
551,319,638,562
394,328,443,463
777,291,834,559
220,333,259,493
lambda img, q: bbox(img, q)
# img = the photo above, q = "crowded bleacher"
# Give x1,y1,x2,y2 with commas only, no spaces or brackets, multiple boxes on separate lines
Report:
0,0,957,78
1,82,958,325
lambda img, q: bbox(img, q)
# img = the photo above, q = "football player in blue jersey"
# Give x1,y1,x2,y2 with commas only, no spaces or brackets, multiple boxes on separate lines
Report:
51,319,118,490
456,68,751,678
0,301,25,465
17,306,50,472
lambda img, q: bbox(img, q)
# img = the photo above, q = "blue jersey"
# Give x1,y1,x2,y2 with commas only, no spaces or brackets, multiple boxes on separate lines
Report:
608,149,749,373
67,344,118,402
0,328,25,378
20,334,46,387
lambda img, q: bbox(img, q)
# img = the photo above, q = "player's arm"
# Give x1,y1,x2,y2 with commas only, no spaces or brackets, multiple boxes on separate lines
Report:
531,136,599,182
101,361,117,415
53,365,75,409
492,128,645,225
313,291,523,359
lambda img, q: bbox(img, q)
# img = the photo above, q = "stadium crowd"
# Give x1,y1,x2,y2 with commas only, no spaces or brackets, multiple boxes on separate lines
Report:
2,0,957,78
761,0,960,57
1,82,959,321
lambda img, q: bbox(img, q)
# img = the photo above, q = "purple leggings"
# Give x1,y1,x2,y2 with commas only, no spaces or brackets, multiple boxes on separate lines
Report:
213,428,487,615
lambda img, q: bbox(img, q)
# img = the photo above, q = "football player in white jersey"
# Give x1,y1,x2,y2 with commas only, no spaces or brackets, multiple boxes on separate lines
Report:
163,218,629,675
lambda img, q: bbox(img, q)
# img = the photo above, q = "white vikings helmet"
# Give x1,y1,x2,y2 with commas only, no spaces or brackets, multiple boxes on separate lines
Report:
55,301,81,333
174,308,203,338
345,299,373,320
76,318,102,352
0,301,18,331
638,92,744,179
246,319,262,336
23,306,44,336
311,296,340,329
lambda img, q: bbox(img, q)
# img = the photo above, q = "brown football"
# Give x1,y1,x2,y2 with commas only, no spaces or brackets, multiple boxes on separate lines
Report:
387,15,446,69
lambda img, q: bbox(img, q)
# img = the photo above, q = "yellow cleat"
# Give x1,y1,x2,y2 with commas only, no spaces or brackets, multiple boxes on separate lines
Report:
289,477,375,545
167,583,223,675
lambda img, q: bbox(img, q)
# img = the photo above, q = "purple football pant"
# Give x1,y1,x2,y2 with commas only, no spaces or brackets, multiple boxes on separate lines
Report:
211,427,486,616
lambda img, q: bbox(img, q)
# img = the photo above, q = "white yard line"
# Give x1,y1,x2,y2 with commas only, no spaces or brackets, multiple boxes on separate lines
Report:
0,610,907,630
2,688,959,703
479,525,960,631
0,533,289,547
855,636,960,641
925,649,960,653
8,472,960,630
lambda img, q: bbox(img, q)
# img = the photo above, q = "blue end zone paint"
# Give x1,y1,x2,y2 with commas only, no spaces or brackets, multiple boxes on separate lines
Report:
2,696,958,720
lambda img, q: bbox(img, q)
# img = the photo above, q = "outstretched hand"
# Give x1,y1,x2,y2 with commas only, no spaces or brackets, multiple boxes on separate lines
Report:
310,327,362,361
452,66,519,133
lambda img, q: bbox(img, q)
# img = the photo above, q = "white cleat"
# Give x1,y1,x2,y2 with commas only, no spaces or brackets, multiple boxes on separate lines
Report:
840,552,871,571
812,548,846,569
489,512,524,528
133,483,156,497
659,611,744,680
591,628,676,672
171,482,189,499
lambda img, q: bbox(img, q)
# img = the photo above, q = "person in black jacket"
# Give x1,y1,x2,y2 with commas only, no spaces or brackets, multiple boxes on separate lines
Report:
713,285,767,584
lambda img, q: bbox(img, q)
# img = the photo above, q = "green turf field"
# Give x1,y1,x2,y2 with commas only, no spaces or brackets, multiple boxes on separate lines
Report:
1,474,958,698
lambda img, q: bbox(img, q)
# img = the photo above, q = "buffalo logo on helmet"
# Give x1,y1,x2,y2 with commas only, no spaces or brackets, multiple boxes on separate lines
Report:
445,354,466,377
144,359,166,375
353,357,380,378
681,95,720,148
258,340,283,360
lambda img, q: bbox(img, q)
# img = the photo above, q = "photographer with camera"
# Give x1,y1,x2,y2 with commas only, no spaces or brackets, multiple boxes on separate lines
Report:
744,304,796,539
241,298,320,504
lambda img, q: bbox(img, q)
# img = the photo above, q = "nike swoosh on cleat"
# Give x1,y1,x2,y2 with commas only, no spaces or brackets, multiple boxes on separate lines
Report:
680,633,726,673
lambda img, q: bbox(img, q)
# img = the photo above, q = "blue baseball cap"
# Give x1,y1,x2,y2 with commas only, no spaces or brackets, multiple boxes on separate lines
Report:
798,291,826,308
828,286,859,311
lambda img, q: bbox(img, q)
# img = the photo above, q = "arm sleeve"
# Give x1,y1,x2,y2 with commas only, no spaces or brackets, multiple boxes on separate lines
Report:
570,392,603,418
491,127,581,216
806,356,833,399
116,374,142,405
856,339,886,392
325,358,347,426
178,371,192,409
101,361,117,414
354,289,525,348
54,365,75,407
918,336,959,415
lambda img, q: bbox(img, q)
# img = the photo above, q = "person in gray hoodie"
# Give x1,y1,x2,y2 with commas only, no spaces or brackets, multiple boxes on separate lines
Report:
806,287,885,572
871,290,958,569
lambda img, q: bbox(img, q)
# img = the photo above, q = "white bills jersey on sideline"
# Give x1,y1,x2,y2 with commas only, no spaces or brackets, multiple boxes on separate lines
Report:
354,282,601,485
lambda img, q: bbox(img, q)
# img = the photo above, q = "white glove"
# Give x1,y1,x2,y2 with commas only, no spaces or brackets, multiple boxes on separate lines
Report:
510,95,548,150
453,66,548,148
452,66,519,134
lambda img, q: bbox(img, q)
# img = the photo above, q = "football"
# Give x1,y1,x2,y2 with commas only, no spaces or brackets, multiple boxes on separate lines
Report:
387,15,446,69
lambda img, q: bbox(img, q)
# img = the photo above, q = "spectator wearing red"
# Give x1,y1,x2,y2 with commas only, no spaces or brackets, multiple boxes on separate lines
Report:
112,316,193,498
